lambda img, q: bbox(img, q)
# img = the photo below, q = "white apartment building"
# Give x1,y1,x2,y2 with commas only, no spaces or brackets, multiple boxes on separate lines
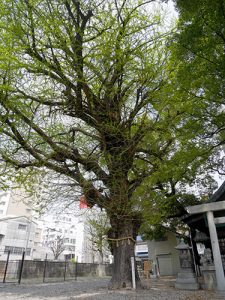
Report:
40,204,113,263
0,189,42,259
0,216,37,260
0,189,112,263
0,189,87,261
39,212,85,261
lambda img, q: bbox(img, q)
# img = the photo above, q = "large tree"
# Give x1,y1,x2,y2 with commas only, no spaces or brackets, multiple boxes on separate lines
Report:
0,0,213,288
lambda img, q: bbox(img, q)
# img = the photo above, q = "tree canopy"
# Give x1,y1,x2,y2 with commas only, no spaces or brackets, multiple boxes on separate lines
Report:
172,0,225,173
0,0,220,288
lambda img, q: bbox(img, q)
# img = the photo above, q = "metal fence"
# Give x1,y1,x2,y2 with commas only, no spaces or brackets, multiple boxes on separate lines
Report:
0,251,112,284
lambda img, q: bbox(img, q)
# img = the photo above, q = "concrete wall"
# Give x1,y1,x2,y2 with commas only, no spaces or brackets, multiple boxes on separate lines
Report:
148,231,180,276
0,260,20,279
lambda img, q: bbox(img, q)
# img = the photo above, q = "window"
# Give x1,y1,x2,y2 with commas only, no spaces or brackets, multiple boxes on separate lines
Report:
26,248,31,256
18,224,27,231
4,246,30,255
70,239,76,244
0,201,6,205
4,246,13,253
68,246,75,251
13,247,24,255
0,210,3,215
64,238,69,243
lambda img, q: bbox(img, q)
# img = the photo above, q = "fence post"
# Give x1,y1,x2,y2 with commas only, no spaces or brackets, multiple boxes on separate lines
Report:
63,259,67,281
75,256,78,281
18,251,25,284
3,251,10,283
43,254,48,283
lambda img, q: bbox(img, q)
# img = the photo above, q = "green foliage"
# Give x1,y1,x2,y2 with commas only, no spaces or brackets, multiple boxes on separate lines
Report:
172,0,225,155
141,224,167,241
0,0,221,252
133,0,225,238
70,257,76,263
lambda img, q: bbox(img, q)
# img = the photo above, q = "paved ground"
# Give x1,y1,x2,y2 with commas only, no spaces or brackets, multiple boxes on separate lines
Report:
0,277,224,300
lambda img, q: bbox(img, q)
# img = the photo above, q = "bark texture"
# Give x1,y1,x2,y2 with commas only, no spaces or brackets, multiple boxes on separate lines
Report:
108,217,142,289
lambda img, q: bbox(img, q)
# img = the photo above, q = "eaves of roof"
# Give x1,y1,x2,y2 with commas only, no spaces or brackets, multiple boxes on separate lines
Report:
208,181,225,203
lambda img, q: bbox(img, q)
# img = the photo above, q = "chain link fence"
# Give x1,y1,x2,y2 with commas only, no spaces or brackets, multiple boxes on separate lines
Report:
0,251,112,284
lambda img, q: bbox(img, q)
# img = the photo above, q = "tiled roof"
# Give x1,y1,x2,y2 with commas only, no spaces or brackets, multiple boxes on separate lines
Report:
208,181,225,203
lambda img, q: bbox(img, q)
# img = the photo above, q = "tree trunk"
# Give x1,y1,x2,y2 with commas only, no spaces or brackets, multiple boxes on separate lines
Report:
99,251,104,264
108,217,142,289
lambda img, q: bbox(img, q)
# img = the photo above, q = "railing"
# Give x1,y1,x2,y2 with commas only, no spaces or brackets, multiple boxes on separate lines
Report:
0,251,112,284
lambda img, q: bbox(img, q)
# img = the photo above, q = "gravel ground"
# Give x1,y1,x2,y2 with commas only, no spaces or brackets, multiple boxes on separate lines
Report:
0,277,224,300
